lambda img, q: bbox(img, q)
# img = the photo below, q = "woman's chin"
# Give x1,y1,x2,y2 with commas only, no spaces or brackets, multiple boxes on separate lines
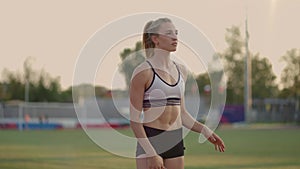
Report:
171,48,177,52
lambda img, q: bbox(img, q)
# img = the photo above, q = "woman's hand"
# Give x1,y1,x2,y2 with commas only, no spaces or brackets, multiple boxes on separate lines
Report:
200,125,225,152
207,133,226,152
147,155,165,169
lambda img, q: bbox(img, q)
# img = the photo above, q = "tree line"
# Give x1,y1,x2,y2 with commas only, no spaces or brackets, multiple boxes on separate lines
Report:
0,26,299,104
0,55,114,102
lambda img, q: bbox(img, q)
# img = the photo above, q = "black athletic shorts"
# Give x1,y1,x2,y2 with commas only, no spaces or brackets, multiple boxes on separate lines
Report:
136,125,185,159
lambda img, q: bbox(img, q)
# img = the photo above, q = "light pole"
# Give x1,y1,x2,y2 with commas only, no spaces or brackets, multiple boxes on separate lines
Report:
244,13,252,122
24,57,33,103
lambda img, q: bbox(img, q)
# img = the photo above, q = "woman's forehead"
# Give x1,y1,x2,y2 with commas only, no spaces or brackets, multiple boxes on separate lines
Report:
158,22,176,31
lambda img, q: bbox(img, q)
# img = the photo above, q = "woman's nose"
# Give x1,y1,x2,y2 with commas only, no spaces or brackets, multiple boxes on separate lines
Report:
170,34,177,40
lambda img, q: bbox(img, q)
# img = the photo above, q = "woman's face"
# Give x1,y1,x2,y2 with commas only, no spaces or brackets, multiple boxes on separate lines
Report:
155,22,178,52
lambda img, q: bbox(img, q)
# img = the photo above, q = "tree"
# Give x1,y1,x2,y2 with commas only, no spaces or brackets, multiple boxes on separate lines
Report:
221,26,245,104
280,48,300,98
119,42,145,89
251,54,278,98
95,86,109,98
60,87,73,102
1,69,24,101
29,71,62,102
196,73,210,95
0,57,71,102
221,26,278,104
0,82,9,101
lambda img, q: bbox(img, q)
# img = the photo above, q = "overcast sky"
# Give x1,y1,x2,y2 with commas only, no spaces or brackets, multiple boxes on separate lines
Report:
1,0,299,90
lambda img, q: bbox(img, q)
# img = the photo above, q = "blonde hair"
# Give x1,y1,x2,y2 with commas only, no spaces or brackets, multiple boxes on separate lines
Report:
142,18,172,58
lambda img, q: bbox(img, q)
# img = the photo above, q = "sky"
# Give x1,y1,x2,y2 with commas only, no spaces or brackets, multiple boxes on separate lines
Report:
1,0,299,90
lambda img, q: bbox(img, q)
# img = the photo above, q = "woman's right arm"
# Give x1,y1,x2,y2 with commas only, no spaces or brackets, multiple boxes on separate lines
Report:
130,66,164,168
129,69,156,156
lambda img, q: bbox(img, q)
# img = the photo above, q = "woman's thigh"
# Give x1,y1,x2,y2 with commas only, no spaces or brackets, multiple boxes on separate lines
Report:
164,156,184,169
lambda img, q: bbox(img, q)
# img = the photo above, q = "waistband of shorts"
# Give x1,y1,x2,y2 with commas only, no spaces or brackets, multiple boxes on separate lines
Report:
143,125,182,137
143,125,182,132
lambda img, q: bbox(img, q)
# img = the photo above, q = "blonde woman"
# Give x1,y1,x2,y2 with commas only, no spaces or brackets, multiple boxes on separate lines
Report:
130,18,225,169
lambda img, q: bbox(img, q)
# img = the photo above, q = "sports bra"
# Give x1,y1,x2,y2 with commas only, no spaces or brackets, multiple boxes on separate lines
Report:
143,60,185,108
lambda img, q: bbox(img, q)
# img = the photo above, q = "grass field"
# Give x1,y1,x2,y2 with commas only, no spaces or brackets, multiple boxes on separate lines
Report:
0,126,300,169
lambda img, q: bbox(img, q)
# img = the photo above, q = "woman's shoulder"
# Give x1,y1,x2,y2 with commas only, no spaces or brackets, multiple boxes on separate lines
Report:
134,60,153,74
173,61,188,80
174,61,186,71
131,61,153,81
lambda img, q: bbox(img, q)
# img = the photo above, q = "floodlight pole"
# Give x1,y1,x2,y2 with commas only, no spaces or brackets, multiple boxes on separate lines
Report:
24,62,29,103
244,13,252,122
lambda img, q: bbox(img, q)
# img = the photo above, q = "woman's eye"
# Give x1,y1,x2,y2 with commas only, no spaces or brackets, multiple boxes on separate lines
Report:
166,32,176,35
164,30,178,36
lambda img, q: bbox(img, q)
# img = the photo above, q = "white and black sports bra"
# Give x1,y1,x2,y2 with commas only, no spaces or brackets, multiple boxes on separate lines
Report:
143,60,185,108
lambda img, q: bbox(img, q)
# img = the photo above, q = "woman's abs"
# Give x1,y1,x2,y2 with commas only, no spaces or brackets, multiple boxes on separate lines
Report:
143,105,182,130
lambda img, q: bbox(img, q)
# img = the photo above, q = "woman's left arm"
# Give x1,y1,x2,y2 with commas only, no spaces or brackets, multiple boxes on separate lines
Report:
180,97,225,152
178,63,225,152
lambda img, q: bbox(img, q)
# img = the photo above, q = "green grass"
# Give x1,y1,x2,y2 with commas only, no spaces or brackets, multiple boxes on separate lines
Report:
0,127,300,169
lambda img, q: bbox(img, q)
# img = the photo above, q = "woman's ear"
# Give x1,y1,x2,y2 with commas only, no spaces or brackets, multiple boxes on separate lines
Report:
151,35,159,46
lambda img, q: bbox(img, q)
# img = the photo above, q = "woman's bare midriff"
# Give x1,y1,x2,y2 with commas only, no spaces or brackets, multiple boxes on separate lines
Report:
143,105,182,131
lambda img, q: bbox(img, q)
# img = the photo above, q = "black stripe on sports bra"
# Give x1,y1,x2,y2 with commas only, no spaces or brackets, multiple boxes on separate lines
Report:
143,97,181,108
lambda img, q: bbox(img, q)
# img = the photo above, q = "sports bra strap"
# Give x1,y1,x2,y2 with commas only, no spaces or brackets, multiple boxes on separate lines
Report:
173,61,180,74
146,60,180,75
146,60,155,73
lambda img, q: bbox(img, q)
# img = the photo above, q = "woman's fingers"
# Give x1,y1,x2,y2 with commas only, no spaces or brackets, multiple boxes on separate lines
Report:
214,136,225,152
219,141,225,152
208,133,226,152
218,144,224,152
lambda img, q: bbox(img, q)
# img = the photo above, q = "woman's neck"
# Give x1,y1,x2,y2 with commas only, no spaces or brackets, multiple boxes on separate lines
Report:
150,48,172,68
